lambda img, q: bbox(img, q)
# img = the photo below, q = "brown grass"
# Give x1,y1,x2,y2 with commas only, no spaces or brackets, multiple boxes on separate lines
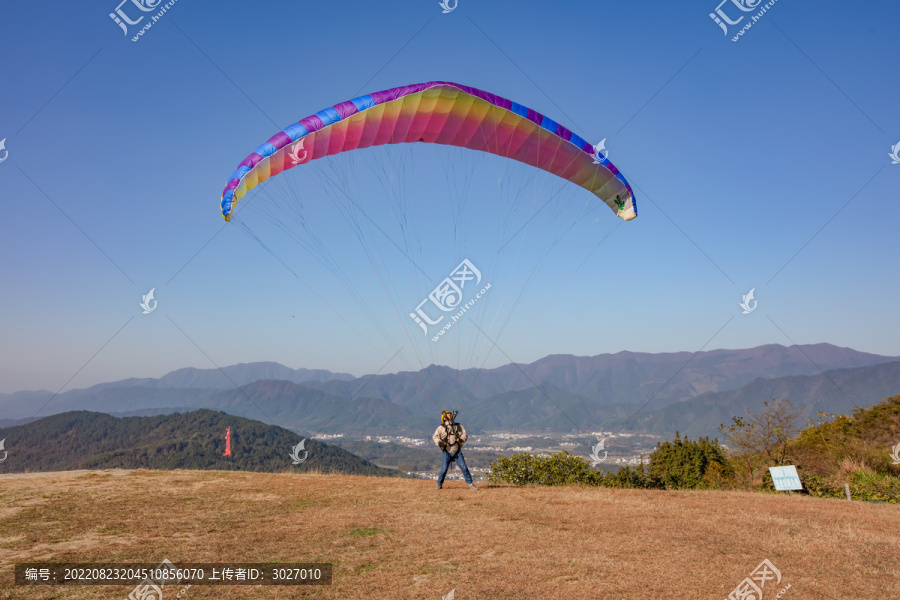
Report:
1,469,898,599
836,457,868,481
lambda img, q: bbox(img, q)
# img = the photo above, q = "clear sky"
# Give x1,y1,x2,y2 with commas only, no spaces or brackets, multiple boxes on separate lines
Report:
0,0,898,394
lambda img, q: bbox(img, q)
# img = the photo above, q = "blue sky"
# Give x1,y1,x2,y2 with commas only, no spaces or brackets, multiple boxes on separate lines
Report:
0,0,898,394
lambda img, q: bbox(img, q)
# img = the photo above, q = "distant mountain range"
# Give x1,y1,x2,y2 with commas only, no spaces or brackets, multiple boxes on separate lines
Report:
300,343,896,411
623,361,900,438
1,344,898,437
106,362,356,389
0,409,399,476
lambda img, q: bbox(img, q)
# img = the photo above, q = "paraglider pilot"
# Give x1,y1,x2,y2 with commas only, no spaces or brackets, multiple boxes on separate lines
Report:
433,411,477,490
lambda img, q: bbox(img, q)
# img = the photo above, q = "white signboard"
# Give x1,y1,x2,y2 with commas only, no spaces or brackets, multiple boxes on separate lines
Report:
769,465,803,491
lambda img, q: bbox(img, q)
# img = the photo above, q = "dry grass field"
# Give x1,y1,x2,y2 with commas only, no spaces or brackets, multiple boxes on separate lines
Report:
1,469,898,599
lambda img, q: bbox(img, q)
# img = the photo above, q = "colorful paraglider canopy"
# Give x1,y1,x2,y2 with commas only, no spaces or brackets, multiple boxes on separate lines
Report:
220,82,636,222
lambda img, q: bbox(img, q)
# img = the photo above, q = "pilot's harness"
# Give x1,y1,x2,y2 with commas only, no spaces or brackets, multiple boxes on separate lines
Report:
440,422,463,462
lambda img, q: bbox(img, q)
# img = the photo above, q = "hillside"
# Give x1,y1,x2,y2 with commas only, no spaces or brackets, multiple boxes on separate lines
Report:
0,410,400,477
623,361,900,438
463,383,632,432
194,380,434,435
1,470,896,599
787,393,900,497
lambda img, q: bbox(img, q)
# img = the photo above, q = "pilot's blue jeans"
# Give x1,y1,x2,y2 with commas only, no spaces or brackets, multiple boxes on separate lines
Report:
437,451,473,485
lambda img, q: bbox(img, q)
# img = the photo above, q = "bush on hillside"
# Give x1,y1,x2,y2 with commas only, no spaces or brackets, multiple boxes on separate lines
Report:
488,452,537,486
488,395,900,504
488,435,728,490
646,433,733,490
600,463,653,489
488,451,601,486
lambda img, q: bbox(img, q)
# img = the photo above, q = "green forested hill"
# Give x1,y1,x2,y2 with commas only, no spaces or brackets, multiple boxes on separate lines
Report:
0,410,403,477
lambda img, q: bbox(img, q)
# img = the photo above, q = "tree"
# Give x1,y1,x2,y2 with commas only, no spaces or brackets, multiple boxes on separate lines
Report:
719,416,759,489
719,399,803,488
755,399,804,464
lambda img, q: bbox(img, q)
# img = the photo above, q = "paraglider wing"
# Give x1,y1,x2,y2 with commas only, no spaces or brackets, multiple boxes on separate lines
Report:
220,82,637,221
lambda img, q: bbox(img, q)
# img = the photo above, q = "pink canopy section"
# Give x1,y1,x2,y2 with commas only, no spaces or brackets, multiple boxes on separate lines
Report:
221,81,636,221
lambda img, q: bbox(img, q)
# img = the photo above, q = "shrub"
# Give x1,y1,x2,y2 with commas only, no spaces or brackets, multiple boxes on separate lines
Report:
488,452,537,486
488,451,602,486
848,468,900,504
647,434,733,490
801,473,843,499
532,451,599,486
599,463,654,489
489,435,733,491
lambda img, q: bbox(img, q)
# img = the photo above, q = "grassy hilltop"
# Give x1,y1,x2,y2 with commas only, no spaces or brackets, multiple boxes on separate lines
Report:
1,469,898,599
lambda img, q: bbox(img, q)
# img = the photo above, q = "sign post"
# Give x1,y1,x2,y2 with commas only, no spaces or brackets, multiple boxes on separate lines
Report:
769,465,803,491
